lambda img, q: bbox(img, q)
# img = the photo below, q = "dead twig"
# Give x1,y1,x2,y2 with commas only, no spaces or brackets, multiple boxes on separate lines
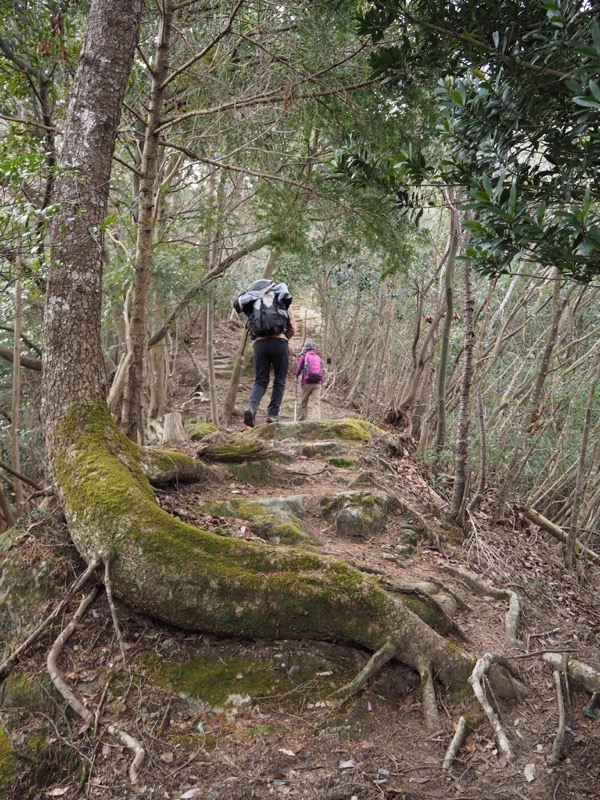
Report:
104,558,128,666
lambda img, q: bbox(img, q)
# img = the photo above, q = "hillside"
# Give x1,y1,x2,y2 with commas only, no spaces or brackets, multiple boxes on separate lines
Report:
1,320,599,800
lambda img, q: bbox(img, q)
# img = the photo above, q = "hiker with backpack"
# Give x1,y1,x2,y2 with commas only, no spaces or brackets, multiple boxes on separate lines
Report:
295,341,325,421
233,279,297,426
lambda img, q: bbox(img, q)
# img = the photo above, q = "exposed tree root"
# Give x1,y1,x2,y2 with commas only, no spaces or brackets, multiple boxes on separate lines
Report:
104,558,127,666
443,564,523,648
469,654,515,763
138,446,219,486
549,655,567,765
382,579,470,642
332,640,398,699
0,557,101,682
583,689,600,719
46,584,145,783
443,715,470,770
542,652,600,693
196,434,274,462
418,661,441,731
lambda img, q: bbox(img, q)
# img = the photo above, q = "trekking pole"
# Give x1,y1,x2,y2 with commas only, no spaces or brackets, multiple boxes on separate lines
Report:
294,378,298,423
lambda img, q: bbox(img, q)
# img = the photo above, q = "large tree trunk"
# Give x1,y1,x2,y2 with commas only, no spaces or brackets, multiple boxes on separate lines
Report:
42,0,143,454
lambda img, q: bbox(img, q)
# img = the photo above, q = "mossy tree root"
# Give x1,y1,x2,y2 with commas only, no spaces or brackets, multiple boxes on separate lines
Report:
52,404,482,726
383,580,469,642
138,446,219,486
196,435,273,463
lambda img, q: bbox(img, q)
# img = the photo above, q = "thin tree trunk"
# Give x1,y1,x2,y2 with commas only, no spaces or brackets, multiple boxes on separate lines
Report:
565,367,600,568
450,257,475,522
206,297,220,426
11,235,23,512
434,191,460,455
494,275,571,520
122,0,174,443
467,390,487,513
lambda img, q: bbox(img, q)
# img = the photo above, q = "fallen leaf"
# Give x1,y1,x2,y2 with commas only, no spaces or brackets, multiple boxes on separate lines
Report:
161,751,175,763
524,763,536,782
279,749,296,758
46,790,69,797
339,759,357,769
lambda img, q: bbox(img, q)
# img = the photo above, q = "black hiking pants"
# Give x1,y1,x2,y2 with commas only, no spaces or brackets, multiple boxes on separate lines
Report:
248,337,289,418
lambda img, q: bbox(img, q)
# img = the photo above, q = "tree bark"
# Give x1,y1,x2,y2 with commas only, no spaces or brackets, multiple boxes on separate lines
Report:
206,298,220,427
122,0,174,443
42,0,143,456
450,258,474,522
434,191,459,455
11,237,23,512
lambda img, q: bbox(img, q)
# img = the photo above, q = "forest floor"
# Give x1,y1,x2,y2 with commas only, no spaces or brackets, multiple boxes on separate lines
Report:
2,319,600,800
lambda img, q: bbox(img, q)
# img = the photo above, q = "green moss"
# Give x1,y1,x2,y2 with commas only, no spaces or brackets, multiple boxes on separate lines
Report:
401,596,452,635
230,460,280,485
443,523,466,543
328,458,357,469
248,517,318,546
255,418,384,443
148,644,357,712
187,422,218,441
197,499,318,546
1,674,57,714
146,448,197,473
0,724,18,798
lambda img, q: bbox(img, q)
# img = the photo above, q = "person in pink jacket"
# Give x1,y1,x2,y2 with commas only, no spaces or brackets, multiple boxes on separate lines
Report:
294,341,325,421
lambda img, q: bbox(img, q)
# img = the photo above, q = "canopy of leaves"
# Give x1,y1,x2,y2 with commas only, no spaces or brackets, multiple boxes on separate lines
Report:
353,0,600,281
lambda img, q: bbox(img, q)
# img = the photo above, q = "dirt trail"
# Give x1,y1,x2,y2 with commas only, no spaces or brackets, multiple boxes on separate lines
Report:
3,321,600,800
147,321,600,800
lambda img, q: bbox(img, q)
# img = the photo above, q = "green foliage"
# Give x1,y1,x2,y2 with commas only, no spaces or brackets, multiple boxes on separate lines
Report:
355,0,600,280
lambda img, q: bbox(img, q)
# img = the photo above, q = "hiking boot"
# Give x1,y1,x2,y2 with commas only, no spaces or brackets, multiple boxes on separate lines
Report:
266,415,279,424
243,406,256,427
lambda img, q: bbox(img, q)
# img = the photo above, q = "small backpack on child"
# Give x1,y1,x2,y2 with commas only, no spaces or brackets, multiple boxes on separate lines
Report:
303,350,325,383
